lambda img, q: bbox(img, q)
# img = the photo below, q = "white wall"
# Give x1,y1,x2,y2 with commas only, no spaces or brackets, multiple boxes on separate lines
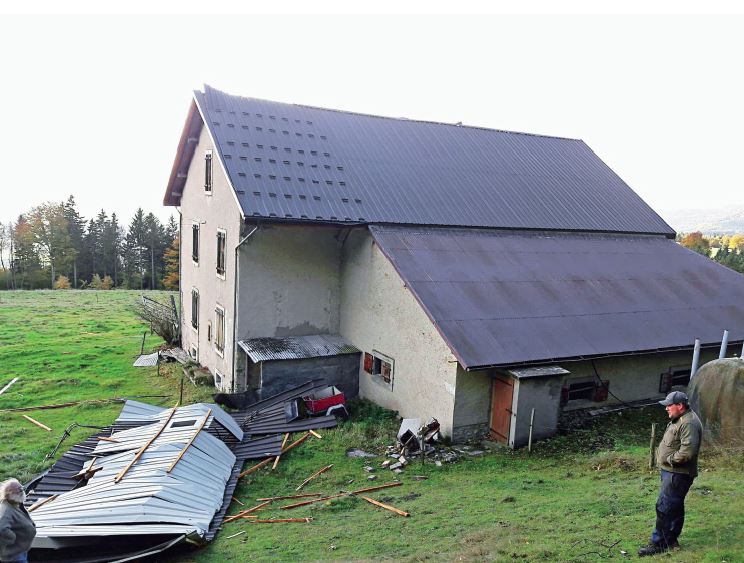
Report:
179,125,242,390
339,230,460,437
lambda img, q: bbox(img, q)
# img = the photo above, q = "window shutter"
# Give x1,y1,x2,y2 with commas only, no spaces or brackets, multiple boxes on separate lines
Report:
593,380,609,402
363,352,373,373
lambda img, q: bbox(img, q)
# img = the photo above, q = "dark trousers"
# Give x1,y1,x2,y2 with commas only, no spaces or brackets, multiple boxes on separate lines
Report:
651,469,694,547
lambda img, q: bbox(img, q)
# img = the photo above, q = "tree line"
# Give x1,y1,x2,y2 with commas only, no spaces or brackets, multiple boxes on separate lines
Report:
678,231,744,273
0,196,179,291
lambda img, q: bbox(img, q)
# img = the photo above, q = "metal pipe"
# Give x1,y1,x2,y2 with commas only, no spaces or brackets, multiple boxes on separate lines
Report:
231,225,259,392
690,338,701,378
719,330,729,359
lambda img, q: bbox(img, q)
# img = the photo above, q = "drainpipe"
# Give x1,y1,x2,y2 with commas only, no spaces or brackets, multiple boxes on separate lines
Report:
719,329,729,360
231,224,259,392
690,338,701,379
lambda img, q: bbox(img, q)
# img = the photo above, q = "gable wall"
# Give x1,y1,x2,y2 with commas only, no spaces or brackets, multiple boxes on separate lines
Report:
179,125,242,389
339,230,460,436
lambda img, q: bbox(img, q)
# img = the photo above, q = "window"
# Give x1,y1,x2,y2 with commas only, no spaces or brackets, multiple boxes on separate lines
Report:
206,320,212,342
171,419,197,428
561,379,609,404
363,350,394,389
214,370,223,390
659,368,691,394
204,149,213,192
191,289,199,329
215,306,225,355
216,231,226,276
192,223,200,263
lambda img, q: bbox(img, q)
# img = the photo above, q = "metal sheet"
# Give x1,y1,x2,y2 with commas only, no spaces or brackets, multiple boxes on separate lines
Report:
506,366,571,379
371,226,744,369
238,334,359,362
133,352,159,367
164,85,674,236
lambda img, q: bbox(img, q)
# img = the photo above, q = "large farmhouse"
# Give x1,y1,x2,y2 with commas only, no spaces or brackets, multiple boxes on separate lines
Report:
164,85,744,446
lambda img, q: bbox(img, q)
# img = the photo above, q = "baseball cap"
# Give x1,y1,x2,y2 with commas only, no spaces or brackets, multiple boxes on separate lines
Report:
659,391,689,406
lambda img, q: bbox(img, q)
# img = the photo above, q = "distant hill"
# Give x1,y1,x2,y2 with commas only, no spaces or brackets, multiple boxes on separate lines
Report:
663,207,744,235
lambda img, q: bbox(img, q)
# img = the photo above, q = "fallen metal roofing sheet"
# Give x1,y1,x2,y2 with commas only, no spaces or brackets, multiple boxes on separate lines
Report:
132,352,159,367
167,85,674,235
370,225,744,369
238,334,360,362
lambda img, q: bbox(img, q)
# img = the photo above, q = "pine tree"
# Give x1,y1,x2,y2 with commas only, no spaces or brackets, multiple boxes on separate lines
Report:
163,234,180,290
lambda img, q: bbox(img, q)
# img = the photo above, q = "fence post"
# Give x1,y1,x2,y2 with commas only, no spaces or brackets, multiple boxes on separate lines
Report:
649,423,657,469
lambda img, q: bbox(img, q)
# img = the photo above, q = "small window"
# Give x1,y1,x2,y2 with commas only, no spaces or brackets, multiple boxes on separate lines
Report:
204,150,213,192
191,289,199,329
214,370,223,390
191,223,200,263
561,379,609,404
215,306,225,355
659,368,691,394
363,350,394,389
207,320,212,342
216,231,226,276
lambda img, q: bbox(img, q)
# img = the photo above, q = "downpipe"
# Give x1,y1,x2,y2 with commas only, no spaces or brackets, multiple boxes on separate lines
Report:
231,224,259,392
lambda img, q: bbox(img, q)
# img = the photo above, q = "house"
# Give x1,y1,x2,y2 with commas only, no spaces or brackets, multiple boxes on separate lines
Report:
164,85,744,446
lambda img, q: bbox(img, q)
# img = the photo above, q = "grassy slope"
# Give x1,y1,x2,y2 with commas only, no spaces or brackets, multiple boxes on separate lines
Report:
0,291,742,562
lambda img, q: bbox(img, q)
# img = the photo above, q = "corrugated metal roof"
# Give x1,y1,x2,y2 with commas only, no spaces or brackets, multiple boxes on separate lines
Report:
371,225,744,369
506,366,571,379
165,85,674,236
238,334,360,362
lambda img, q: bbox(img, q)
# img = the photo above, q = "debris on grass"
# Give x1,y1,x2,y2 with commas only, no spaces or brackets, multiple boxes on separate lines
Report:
296,463,334,490
347,448,377,458
21,414,52,432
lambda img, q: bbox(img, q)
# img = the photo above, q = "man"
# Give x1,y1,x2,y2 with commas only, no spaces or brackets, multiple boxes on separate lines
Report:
0,478,36,563
638,391,703,557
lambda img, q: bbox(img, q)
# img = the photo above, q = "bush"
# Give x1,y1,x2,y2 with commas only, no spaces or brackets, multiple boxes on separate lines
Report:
89,274,103,289
101,275,114,289
53,275,71,289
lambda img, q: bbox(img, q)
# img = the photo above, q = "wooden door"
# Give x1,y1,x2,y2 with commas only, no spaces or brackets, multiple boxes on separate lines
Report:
490,376,514,442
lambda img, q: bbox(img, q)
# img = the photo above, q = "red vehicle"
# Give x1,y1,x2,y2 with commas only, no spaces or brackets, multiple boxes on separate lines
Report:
303,386,348,418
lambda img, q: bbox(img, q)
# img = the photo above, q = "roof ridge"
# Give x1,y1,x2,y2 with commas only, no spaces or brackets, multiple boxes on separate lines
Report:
201,84,583,143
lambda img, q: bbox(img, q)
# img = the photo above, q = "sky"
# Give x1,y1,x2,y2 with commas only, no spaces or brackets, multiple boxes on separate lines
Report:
1,3,743,229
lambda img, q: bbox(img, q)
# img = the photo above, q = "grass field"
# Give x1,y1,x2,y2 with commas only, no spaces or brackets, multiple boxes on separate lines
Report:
1,290,742,562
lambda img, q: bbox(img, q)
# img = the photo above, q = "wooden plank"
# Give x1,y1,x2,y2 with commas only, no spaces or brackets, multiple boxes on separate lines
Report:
167,408,212,473
223,500,271,523
232,496,244,506
114,407,177,483
280,493,347,510
360,496,410,517
96,436,120,443
27,494,57,512
271,433,290,470
256,493,322,501
349,482,403,496
0,377,19,396
22,414,51,432
309,429,323,439
296,464,334,491
251,518,313,523
239,431,312,479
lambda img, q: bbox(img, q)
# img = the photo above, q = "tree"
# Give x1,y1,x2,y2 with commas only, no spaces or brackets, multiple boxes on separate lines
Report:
62,196,85,288
163,234,180,290
27,202,73,287
728,234,744,252
679,232,710,256
12,215,42,289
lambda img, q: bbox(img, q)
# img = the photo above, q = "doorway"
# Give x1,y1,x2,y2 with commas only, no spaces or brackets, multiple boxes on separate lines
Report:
490,375,514,442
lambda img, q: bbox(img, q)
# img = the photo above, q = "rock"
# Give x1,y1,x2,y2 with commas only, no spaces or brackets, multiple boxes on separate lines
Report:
412,475,428,481
435,460,442,467
389,462,404,470
381,460,391,468
363,466,374,472
346,449,377,458
463,450,485,457
367,475,378,481
389,453,400,459
398,456,408,466
393,468,404,474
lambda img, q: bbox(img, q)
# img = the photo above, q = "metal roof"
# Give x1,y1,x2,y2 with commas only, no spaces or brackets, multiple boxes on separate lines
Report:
164,85,674,236
238,334,360,362
506,366,571,379
370,225,744,369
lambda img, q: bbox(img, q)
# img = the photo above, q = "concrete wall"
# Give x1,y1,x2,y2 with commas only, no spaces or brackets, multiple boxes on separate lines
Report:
235,225,341,342
179,125,243,390
258,353,361,398
452,366,492,441
339,230,460,437
510,376,565,448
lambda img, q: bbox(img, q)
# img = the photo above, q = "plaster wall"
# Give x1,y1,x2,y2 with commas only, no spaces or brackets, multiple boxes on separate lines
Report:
452,367,492,441
339,230,459,437
179,125,242,390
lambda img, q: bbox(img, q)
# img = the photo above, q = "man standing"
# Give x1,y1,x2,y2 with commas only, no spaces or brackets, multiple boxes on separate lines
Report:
638,391,703,556
0,478,36,563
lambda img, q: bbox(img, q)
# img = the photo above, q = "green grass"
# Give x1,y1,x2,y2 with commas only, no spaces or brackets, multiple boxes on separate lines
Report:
1,290,742,562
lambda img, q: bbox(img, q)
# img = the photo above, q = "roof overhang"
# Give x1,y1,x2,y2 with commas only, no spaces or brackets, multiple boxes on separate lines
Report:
163,98,203,206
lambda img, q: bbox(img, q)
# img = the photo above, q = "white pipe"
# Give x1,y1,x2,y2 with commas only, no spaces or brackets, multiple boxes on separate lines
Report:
691,338,701,378
719,330,729,359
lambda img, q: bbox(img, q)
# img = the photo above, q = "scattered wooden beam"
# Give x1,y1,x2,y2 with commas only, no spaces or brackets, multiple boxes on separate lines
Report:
256,493,322,502
349,482,403,496
167,408,212,472
360,496,410,517
272,433,290,470
239,431,313,479
96,436,120,443
0,395,169,414
225,530,246,539
251,517,313,523
0,377,19,397
232,496,244,506
281,431,312,455
22,415,51,432
280,493,347,510
296,464,334,491
27,494,57,512
309,429,323,439
223,500,271,523
114,407,177,483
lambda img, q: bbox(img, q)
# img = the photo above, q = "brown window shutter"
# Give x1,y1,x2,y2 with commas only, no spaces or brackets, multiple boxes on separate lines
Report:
363,352,373,373
593,381,609,402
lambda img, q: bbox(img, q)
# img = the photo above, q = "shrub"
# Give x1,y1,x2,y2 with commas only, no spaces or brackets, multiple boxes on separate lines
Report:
89,274,103,289
101,275,114,290
53,275,71,289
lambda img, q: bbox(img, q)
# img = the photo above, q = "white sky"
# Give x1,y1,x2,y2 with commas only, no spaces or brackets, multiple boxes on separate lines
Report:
1,3,743,229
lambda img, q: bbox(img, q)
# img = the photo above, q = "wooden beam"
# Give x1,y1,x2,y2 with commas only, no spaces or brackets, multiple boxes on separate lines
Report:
223,500,271,523
0,377,19,396
22,415,51,432
309,429,323,439
360,496,410,517
256,493,322,502
271,433,290,470
296,464,334,491
349,482,403,496
239,431,313,479
167,408,212,473
96,436,120,443
251,518,313,523
114,407,177,483
27,494,57,512
280,493,347,510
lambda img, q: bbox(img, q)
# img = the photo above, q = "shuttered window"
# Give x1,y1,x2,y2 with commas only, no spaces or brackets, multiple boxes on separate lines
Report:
215,306,225,354
216,231,226,276
191,289,199,329
204,150,213,192
192,223,199,263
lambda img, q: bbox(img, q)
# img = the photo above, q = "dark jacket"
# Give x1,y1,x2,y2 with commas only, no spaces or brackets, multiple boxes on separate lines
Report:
0,500,36,560
656,409,703,477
